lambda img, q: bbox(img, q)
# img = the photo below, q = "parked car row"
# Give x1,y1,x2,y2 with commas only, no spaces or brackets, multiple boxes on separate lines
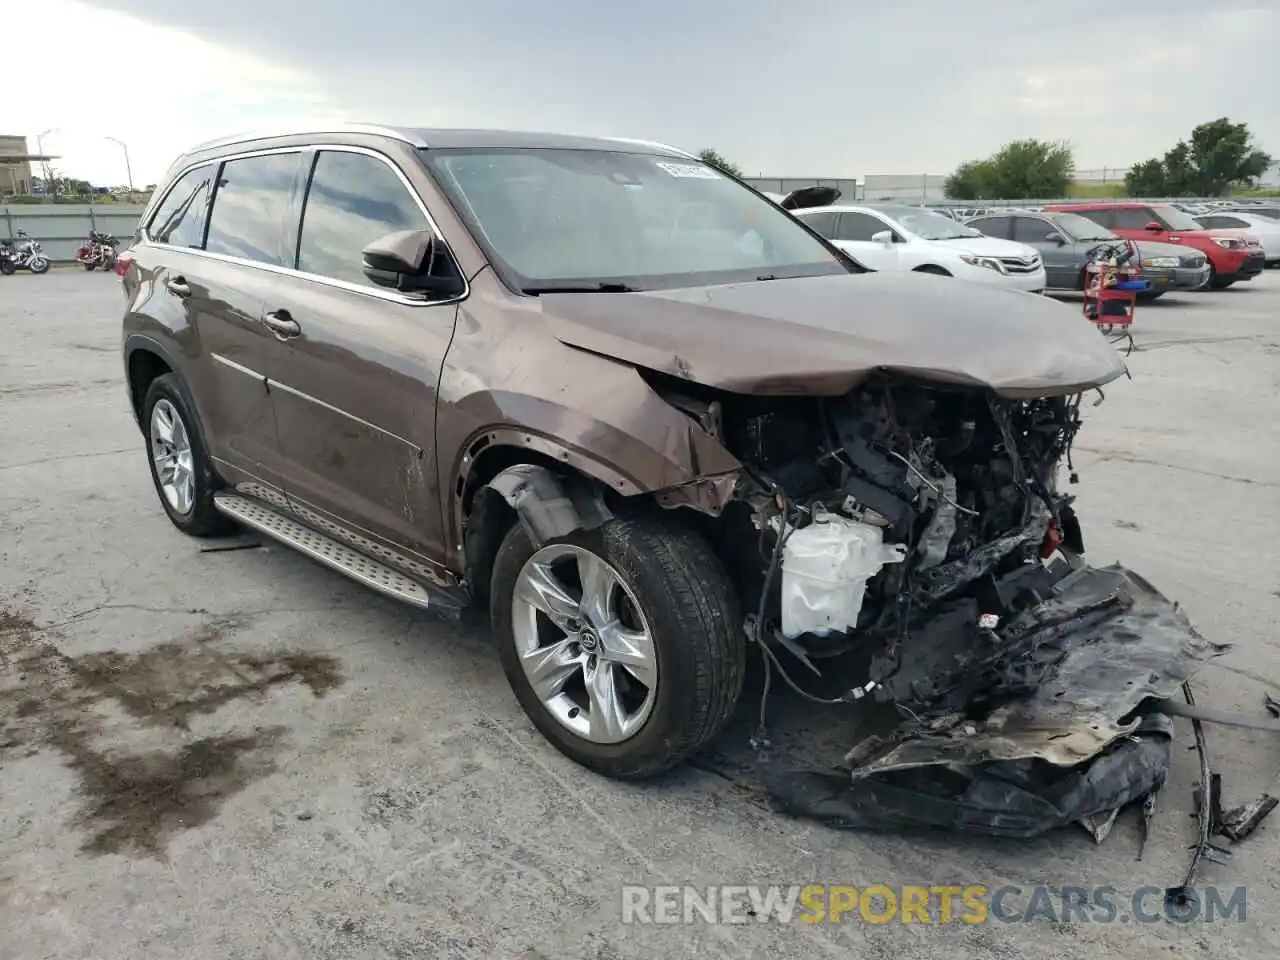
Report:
778,192,1271,294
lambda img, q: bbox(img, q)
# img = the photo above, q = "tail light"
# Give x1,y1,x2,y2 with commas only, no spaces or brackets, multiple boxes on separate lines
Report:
114,249,134,278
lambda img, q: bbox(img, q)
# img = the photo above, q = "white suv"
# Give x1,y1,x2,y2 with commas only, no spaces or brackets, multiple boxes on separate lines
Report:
795,203,1048,293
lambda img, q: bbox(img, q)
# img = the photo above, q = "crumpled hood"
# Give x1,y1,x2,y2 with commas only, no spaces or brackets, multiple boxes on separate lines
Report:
539,273,1126,398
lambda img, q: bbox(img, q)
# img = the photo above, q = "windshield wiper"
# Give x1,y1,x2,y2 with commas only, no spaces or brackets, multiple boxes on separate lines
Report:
523,282,638,294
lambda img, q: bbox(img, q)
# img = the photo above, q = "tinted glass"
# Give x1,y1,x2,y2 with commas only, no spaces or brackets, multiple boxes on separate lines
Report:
1202,215,1247,228
835,212,891,241
1111,208,1152,231
205,152,300,266
1011,217,1054,242
422,147,845,290
1150,205,1203,230
297,151,430,285
1050,212,1115,241
968,216,1011,239
148,164,216,248
798,211,838,237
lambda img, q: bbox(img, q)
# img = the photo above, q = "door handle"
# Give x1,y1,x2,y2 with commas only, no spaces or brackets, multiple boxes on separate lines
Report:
263,309,301,339
166,277,191,298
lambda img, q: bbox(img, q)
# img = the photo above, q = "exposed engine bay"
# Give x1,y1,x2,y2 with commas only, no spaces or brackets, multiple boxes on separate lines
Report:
663,377,1089,673
651,373,1231,867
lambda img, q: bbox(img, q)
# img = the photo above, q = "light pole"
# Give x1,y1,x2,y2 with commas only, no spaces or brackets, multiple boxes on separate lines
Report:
35,127,58,200
106,136,134,192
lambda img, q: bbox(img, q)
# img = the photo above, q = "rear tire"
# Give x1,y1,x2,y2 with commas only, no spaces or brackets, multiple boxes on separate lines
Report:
491,514,744,780
0,259,15,276
141,374,232,537
83,262,96,271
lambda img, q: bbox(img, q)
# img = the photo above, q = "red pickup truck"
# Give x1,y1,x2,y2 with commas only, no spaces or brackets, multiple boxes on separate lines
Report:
1046,202,1266,289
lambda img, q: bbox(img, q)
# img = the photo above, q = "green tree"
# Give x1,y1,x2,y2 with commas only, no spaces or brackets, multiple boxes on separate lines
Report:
944,139,1073,200
1123,158,1167,196
697,148,743,178
1124,118,1272,197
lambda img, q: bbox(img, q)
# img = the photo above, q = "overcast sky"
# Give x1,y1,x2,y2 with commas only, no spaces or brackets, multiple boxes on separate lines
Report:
14,0,1278,187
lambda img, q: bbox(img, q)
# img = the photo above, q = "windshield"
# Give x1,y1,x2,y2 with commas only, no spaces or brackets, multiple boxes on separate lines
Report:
419,147,847,291
1051,212,1116,241
1151,205,1204,231
872,205,982,240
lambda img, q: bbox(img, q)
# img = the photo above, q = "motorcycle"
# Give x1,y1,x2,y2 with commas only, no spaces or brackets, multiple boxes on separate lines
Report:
76,230,118,271
0,230,50,275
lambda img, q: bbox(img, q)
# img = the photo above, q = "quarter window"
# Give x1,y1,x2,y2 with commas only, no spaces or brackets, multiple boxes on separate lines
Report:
296,151,430,286
204,152,301,266
147,164,216,248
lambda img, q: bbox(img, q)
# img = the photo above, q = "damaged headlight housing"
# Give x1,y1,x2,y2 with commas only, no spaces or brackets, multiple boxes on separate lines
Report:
1142,257,1179,268
958,254,1007,274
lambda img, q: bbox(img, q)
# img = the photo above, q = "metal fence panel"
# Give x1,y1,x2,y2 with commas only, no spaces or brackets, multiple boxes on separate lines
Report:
1,204,146,262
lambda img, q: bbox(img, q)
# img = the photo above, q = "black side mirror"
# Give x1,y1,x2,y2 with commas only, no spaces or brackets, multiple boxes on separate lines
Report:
361,229,463,297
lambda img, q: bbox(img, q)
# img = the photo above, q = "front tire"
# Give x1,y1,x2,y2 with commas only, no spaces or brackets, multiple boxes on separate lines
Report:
28,257,49,274
141,374,232,537
83,261,96,271
491,515,744,780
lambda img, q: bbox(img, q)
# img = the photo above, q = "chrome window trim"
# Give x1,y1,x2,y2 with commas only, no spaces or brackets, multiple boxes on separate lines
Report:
141,143,470,310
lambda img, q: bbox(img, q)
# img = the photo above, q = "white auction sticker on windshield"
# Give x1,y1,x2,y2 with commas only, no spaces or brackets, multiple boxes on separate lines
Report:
655,162,722,179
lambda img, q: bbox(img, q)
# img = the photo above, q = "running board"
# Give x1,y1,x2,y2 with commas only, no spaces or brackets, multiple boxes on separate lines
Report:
213,492,451,611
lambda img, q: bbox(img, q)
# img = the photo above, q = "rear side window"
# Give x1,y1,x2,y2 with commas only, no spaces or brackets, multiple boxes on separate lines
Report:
204,152,301,266
296,150,430,286
147,164,216,248
797,211,838,238
970,216,1011,239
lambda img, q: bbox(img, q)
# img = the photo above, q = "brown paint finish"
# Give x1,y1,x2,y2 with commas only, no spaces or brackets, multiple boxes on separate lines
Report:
123,126,1125,583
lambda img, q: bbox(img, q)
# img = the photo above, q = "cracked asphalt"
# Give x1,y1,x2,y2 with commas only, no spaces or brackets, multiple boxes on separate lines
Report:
2,269,1278,959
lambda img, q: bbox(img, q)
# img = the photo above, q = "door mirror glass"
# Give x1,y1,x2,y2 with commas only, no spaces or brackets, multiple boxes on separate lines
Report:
870,230,894,245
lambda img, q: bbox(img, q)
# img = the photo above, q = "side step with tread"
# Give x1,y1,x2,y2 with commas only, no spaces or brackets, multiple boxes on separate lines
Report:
213,492,449,611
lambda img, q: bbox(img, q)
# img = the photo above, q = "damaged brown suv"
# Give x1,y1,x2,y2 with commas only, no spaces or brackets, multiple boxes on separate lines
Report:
124,125,1182,786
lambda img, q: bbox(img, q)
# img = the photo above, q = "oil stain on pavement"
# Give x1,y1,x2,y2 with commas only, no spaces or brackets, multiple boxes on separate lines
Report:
0,606,342,859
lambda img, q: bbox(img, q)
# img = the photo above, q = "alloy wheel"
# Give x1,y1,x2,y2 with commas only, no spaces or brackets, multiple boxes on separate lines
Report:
511,543,658,744
149,398,195,515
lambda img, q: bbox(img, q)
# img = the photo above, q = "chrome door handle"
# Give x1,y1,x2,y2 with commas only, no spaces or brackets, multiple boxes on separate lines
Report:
166,277,191,298
263,310,301,339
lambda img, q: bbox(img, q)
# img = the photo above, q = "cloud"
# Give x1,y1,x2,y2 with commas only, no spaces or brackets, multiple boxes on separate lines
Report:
17,0,1280,185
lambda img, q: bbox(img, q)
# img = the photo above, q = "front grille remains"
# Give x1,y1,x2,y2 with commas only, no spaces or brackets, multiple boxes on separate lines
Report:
997,255,1041,275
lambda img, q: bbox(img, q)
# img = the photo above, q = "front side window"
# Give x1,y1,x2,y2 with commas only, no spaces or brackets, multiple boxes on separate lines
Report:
1011,217,1054,243
297,151,431,286
205,152,301,266
1112,207,1159,230
1051,212,1116,241
835,212,892,242
797,211,838,238
1199,215,1247,229
420,147,847,291
147,163,216,248
873,205,983,241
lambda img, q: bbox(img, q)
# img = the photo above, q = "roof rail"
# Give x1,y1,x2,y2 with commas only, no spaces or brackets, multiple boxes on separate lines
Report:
182,121,429,156
605,137,696,159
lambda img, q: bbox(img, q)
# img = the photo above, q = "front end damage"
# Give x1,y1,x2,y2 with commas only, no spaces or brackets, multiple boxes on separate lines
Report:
646,373,1225,839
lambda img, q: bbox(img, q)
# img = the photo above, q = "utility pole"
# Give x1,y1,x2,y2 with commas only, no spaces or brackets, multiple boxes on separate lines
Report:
106,136,134,191
36,128,57,201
